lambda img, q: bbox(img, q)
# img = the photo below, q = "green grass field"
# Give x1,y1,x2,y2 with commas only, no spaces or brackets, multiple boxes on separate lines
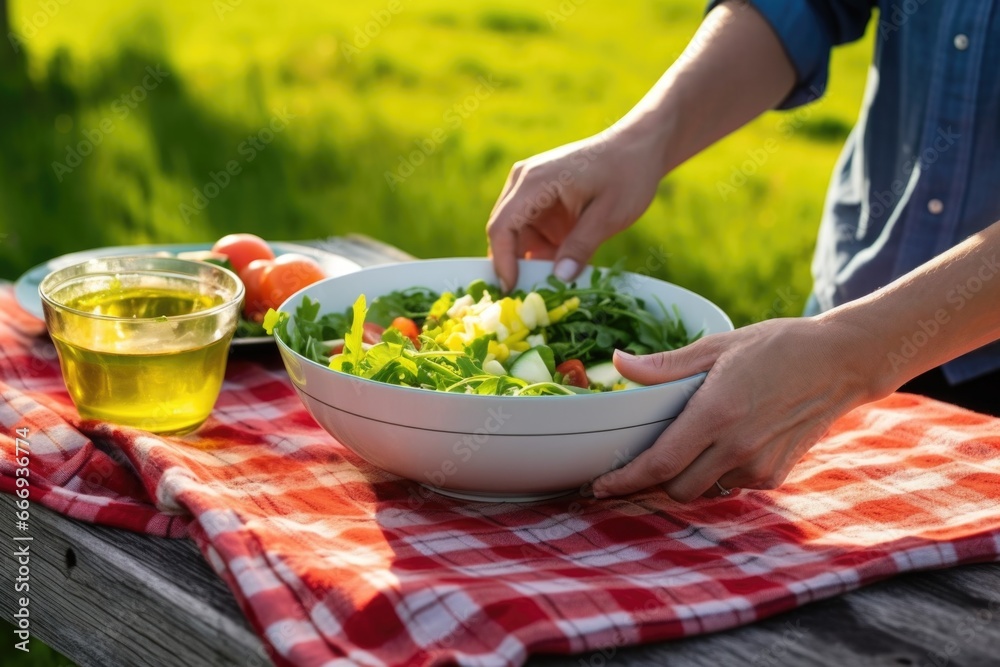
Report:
0,2,872,663
0,0,874,326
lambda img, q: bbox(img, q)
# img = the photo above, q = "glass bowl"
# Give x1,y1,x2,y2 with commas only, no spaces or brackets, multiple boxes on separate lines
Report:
39,256,244,435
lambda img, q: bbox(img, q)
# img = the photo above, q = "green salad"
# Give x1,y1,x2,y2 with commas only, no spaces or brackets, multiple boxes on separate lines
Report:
264,266,701,396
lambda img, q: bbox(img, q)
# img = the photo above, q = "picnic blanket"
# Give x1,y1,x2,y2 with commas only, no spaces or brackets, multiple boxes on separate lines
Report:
2,283,1000,667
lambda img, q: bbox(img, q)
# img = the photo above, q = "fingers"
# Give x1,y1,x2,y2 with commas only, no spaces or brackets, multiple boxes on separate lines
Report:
591,403,712,498
552,196,613,282
486,166,558,292
592,339,728,498
487,164,534,292
518,226,557,261
663,442,742,502
486,222,521,294
613,336,723,385
489,161,526,220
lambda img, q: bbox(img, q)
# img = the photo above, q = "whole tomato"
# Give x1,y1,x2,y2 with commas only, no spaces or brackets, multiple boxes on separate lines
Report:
211,233,275,274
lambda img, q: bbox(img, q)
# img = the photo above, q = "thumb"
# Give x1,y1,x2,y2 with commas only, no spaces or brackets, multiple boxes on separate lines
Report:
613,338,721,385
552,196,614,282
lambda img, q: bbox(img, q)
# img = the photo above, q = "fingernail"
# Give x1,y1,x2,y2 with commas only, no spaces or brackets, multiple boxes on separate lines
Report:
499,278,511,294
613,349,634,360
592,483,608,499
553,258,579,283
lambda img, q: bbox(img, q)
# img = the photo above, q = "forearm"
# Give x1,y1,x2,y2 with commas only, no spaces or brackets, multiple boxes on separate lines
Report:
617,0,796,175
826,220,1000,398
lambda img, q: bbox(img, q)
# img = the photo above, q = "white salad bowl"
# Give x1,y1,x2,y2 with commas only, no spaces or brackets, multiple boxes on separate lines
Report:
275,259,733,502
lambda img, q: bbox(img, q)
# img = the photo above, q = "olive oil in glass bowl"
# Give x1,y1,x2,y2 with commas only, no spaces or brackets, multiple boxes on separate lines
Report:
39,256,244,435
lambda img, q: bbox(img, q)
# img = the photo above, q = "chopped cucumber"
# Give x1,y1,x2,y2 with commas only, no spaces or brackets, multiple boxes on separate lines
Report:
509,347,554,384
585,361,623,390
483,359,507,376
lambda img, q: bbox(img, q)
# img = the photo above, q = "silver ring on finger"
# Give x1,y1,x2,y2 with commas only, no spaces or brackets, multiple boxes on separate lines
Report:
715,481,732,497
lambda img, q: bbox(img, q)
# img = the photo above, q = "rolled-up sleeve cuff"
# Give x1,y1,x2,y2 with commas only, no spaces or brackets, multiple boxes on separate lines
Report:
706,0,832,109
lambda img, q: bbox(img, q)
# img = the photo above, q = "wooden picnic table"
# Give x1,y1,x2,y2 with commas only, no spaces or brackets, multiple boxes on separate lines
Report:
2,235,999,667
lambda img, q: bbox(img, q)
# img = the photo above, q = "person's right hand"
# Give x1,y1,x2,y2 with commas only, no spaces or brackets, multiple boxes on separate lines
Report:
486,126,666,291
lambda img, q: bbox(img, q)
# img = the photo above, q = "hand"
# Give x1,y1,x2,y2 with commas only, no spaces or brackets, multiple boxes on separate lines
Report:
486,126,666,292
591,315,885,501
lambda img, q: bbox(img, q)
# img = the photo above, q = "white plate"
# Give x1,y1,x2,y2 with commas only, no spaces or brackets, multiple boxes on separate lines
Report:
14,242,361,345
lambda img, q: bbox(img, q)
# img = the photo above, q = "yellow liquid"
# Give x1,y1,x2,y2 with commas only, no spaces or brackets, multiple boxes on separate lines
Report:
52,287,231,435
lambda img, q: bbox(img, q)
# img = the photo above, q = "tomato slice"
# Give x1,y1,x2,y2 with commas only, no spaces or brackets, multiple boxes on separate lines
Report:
390,317,421,347
556,359,589,388
362,322,385,346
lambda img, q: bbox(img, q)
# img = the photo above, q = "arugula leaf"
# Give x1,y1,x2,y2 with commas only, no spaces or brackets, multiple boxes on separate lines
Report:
366,287,439,327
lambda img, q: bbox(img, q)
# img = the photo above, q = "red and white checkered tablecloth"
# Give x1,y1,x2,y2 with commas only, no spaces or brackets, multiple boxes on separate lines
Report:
2,284,1000,667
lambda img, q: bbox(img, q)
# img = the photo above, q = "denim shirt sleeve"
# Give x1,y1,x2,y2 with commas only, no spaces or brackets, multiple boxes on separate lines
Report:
705,1,874,108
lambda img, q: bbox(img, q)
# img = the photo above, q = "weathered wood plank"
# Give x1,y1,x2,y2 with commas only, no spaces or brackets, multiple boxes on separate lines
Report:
0,494,272,667
529,562,1000,666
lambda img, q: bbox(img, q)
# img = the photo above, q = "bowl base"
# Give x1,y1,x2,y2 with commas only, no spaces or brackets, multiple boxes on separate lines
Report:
421,484,576,503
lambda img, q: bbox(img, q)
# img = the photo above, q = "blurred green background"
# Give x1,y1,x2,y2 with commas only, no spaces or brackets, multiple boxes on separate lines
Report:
0,0,873,326
0,0,872,664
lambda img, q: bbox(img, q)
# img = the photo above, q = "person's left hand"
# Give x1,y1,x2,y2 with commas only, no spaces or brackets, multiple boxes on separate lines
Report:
591,315,888,500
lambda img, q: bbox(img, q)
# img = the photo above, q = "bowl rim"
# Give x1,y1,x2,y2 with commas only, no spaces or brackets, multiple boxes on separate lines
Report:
39,255,245,323
274,257,731,402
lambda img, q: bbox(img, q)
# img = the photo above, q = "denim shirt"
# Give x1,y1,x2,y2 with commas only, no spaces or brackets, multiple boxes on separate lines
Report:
708,0,1000,383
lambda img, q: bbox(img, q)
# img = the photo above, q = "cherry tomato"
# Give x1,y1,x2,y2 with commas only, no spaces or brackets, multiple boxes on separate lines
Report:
556,359,589,388
390,317,421,347
362,322,385,346
258,253,326,310
211,233,275,274
239,258,274,322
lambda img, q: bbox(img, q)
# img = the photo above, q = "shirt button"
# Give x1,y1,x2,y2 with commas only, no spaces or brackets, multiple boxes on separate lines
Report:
928,199,945,215
954,34,970,50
